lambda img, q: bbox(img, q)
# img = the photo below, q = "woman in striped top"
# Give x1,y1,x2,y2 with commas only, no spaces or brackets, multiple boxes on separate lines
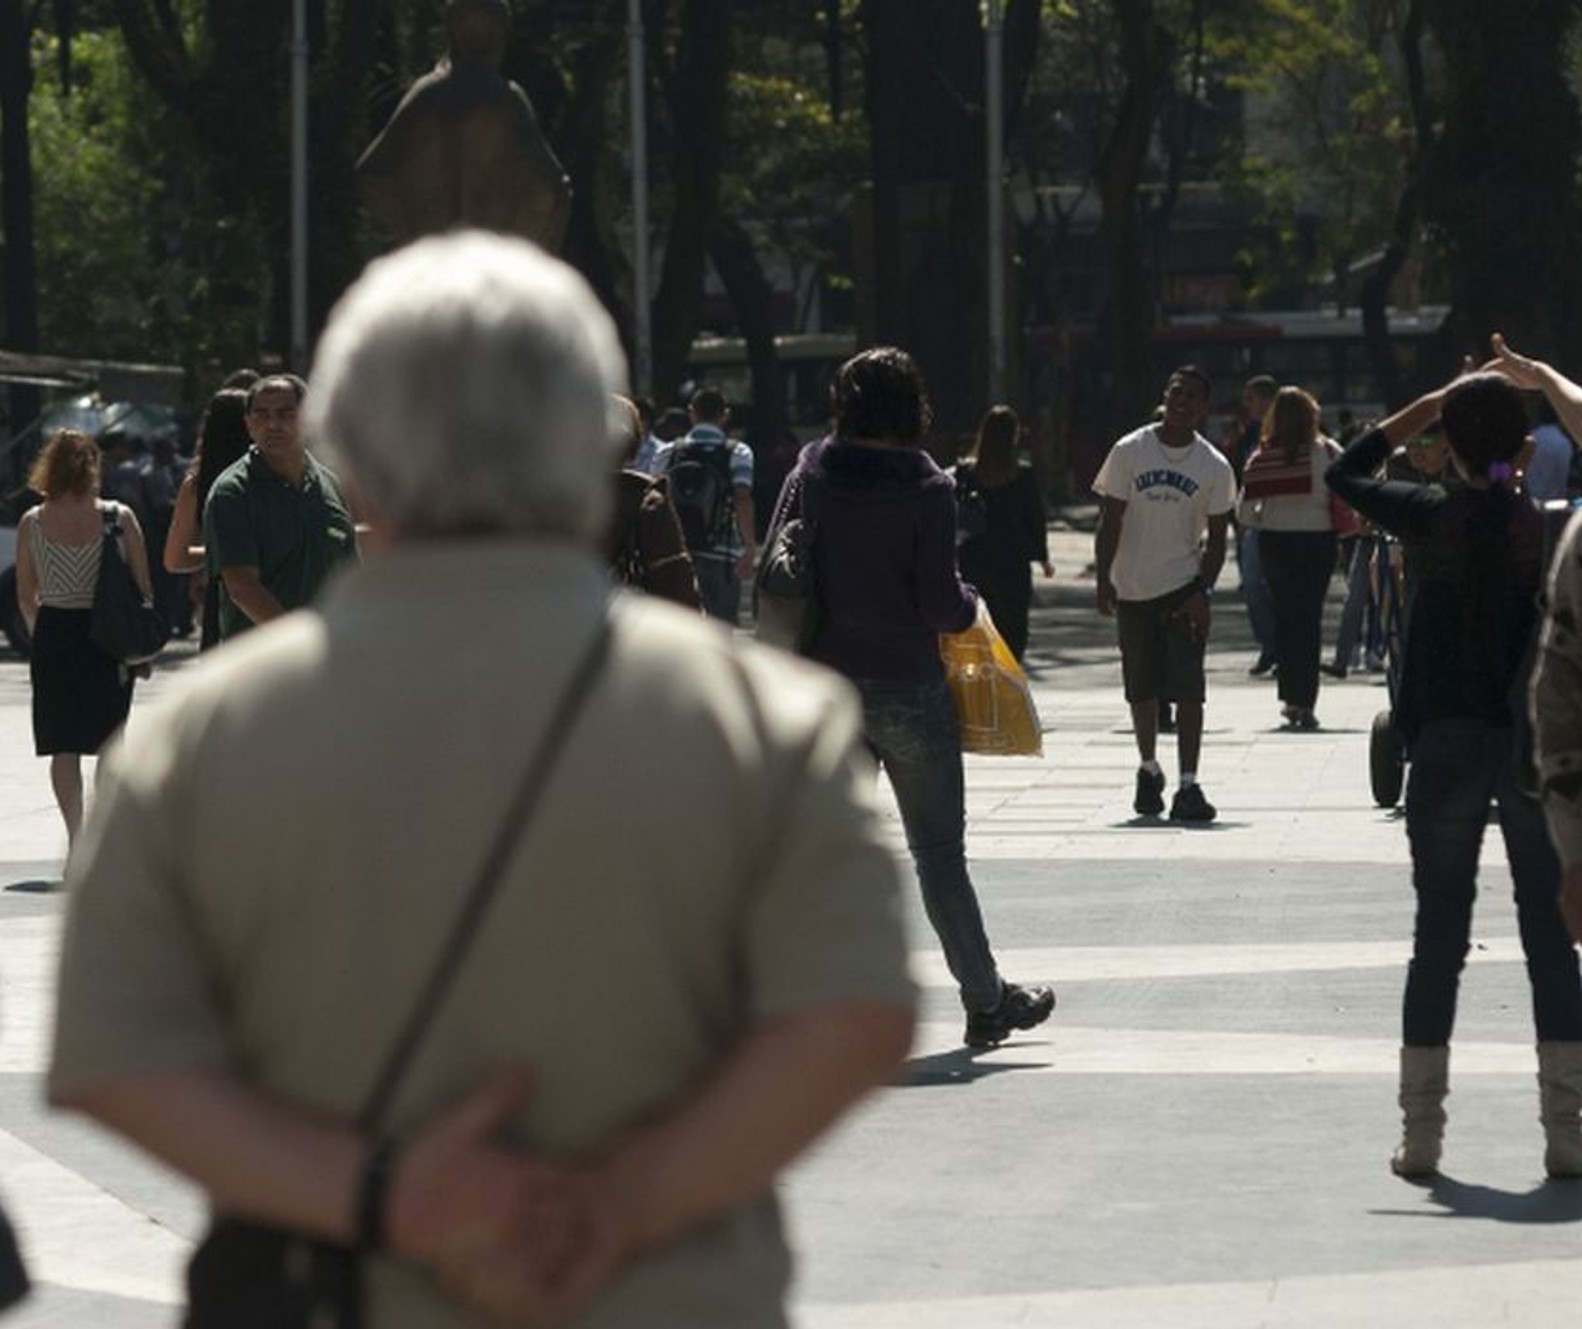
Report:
1236,387,1343,730
14,429,152,848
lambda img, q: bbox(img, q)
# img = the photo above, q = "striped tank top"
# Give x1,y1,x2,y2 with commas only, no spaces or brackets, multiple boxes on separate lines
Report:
29,503,119,609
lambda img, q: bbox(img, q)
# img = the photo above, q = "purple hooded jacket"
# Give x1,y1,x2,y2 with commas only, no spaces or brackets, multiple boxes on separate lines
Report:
771,434,977,683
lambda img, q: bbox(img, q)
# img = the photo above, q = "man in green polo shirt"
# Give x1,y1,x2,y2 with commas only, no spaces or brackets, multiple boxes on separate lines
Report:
203,374,359,640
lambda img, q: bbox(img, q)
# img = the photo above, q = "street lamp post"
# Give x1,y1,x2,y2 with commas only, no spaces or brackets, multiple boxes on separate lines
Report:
628,0,653,399
985,0,1006,405
290,0,309,372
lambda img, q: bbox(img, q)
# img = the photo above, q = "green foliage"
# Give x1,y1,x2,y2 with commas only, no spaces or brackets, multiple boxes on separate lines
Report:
1208,0,1415,307
28,29,178,360
722,70,866,262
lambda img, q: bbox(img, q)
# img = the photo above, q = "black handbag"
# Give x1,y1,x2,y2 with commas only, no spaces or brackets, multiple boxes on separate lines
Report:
89,505,169,664
0,1196,29,1313
952,464,988,543
754,470,820,654
185,616,615,1329
754,515,818,653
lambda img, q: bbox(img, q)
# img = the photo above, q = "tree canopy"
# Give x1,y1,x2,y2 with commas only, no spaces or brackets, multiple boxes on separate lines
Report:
4,2,1582,461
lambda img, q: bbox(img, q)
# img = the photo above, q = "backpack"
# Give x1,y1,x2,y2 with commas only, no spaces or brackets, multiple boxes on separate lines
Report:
666,438,735,551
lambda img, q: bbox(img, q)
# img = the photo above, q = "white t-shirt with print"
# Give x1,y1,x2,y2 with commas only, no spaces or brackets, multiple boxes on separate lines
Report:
1092,425,1237,602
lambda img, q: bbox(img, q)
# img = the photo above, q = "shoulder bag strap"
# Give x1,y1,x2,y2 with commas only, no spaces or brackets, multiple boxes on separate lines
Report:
98,503,126,564
356,611,616,1129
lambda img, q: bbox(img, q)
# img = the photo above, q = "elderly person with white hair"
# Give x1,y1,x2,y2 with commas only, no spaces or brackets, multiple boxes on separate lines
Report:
46,233,916,1328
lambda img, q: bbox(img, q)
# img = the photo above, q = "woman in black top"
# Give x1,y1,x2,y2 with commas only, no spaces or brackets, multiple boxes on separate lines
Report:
1327,371,1582,1181
951,406,1052,661
162,387,252,649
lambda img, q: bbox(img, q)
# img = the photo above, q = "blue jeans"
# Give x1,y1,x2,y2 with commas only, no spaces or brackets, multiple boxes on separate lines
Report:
856,678,1003,1012
1331,536,1370,667
693,556,741,625
1402,720,1582,1047
1240,527,1277,661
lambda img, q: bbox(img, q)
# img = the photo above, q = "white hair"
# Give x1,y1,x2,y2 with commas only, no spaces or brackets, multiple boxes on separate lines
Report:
305,231,627,539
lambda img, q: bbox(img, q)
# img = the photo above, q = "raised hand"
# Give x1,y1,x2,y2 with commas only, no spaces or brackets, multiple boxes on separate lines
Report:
1483,332,1545,389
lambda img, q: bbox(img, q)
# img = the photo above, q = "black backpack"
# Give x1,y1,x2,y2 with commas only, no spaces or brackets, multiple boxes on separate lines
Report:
666,438,735,551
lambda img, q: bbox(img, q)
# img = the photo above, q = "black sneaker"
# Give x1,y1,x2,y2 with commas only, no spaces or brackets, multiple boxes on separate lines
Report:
1249,654,1277,677
1318,661,1347,680
1134,766,1166,816
964,981,1056,1048
1169,783,1217,823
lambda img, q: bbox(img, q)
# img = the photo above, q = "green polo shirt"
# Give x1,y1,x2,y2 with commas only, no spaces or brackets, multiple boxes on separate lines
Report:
203,449,359,640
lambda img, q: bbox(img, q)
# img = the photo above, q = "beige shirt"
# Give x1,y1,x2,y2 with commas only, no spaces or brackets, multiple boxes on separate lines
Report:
49,540,914,1329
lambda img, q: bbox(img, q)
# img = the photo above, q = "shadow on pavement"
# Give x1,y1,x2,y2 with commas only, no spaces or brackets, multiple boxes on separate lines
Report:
1372,1175,1582,1225
897,1045,1049,1088
3,879,59,894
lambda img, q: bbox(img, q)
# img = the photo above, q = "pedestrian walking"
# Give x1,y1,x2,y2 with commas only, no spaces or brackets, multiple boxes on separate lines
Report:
951,405,1052,662
13,430,152,849
162,386,254,650
1093,366,1237,822
1235,375,1280,675
1237,386,1341,730
652,389,757,624
768,347,1055,1048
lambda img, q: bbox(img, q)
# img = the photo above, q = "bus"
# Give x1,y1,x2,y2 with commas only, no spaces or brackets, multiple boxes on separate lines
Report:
685,331,856,440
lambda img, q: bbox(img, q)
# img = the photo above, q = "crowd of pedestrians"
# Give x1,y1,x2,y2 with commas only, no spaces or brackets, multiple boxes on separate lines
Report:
9,229,1582,1325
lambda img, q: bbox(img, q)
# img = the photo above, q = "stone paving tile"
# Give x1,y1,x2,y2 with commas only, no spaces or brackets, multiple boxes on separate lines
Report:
1,543,1577,1327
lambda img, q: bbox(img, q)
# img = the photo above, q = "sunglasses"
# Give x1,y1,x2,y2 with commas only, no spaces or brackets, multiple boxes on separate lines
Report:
1407,437,1442,452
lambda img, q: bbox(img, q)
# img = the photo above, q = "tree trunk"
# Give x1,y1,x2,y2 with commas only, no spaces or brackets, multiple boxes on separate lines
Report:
0,0,40,436
1422,0,1582,368
553,4,626,338
709,217,786,448
859,0,1002,445
1096,0,1161,438
649,0,732,404
1359,0,1428,410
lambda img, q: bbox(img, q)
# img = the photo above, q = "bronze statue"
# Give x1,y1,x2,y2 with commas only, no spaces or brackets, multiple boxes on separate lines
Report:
356,0,572,251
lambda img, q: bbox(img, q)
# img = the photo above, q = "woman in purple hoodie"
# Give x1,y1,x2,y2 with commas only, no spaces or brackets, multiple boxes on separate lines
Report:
768,347,1054,1049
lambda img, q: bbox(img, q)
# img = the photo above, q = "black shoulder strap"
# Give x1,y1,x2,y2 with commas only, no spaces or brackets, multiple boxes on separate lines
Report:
356,613,616,1129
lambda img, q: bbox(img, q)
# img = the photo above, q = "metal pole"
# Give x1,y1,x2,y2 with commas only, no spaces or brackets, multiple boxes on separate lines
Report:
985,0,1006,404
290,0,309,371
628,0,653,398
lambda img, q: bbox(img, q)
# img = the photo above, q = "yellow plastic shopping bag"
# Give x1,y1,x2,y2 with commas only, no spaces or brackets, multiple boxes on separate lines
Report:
940,602,1043,757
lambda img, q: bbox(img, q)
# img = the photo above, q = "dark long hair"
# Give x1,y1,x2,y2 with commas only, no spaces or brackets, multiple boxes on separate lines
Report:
193,388,252,511
832,347,932,445
968,405,1020,487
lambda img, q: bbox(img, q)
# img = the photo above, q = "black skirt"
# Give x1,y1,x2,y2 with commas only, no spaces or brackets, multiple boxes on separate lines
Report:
31,606,134,756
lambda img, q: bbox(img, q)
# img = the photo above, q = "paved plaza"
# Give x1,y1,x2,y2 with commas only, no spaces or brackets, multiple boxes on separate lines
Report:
2,523,1580,1326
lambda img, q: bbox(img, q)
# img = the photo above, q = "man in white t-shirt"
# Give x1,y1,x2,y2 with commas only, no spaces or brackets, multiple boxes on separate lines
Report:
1093,366,1237,822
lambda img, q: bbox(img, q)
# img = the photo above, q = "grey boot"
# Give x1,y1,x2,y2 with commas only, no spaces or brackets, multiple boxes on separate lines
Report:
1537,1041,1582,1179
1391,1045,1449,1178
